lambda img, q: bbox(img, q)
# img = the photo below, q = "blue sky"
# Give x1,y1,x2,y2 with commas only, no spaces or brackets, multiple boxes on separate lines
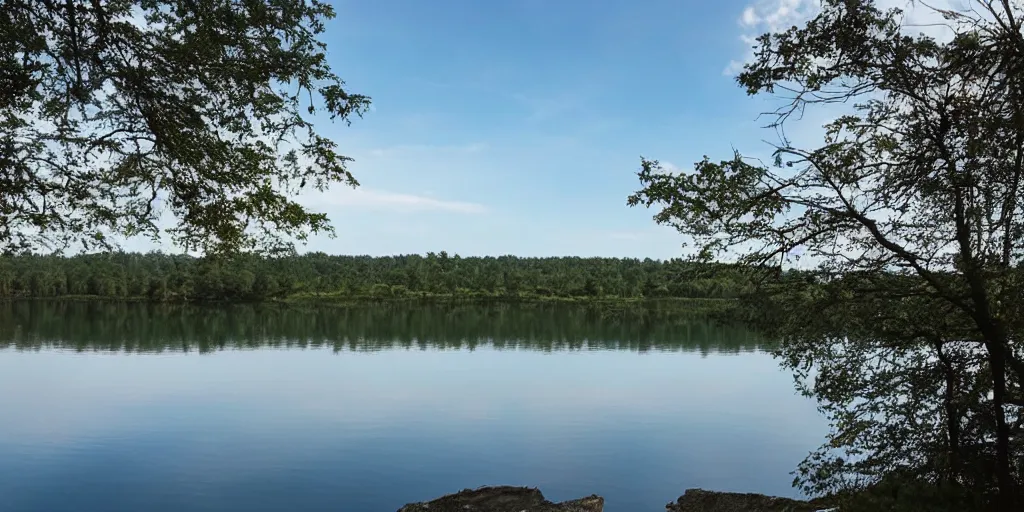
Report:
288,0,775,259
129,0,839,258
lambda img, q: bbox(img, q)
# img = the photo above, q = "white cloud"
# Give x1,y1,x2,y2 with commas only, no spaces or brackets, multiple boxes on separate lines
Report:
727,0,960,76
742,0,817,33
722,60,746,76
651,160,684,175
305,187,487,214
366,142,488,158
741,6,760,27
726,0,820,75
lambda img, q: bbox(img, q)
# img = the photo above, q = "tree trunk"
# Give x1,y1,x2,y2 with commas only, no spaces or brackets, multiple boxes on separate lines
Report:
987,342,1016,510
935,342,962,481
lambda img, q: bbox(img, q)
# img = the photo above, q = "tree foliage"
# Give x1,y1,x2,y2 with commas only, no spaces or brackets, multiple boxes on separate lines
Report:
1,0,369,254
0,251,756,302
630,0,1024,509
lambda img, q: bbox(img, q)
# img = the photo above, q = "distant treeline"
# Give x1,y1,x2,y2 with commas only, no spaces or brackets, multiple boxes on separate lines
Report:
0,301,768,354
0,252,759,302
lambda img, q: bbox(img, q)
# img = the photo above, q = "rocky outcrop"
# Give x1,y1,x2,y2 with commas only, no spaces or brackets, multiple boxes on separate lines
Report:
396,486,604,512
396,486,838,512
666,489,835,512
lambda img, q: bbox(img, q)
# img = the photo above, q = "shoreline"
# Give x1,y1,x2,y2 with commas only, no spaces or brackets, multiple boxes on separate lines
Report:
398,486,836,512
0,294,736,310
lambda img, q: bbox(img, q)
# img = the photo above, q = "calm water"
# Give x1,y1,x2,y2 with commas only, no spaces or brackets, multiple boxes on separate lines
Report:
0,302,824,512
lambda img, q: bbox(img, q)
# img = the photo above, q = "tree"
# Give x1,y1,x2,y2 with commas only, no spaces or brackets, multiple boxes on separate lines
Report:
0,251,761,301
629,0,1024,509
2,0,370,254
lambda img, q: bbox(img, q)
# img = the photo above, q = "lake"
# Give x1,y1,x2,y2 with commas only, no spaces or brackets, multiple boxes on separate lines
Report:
0,301,825,512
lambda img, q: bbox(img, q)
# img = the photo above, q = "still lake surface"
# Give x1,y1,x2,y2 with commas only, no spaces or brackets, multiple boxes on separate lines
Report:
0,302,825,512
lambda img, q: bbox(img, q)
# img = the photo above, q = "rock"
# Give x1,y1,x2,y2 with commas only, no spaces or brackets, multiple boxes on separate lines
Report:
666,489,835,512
396,486,604,512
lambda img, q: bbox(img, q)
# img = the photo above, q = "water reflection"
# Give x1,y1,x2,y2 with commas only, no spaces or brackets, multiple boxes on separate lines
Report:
0,301,768,354
0,302,818,512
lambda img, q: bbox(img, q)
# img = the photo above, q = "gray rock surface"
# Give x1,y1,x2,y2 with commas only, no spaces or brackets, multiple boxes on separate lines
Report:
396,486,604,512
666,489,834,512
397,486,838,512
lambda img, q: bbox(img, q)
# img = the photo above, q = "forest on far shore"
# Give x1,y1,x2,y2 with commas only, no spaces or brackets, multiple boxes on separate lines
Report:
0,252,767,302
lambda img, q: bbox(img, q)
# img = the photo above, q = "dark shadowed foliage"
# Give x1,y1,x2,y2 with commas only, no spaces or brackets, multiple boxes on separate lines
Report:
630,0,1024,509
0,252,757,302
2,0,369,254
